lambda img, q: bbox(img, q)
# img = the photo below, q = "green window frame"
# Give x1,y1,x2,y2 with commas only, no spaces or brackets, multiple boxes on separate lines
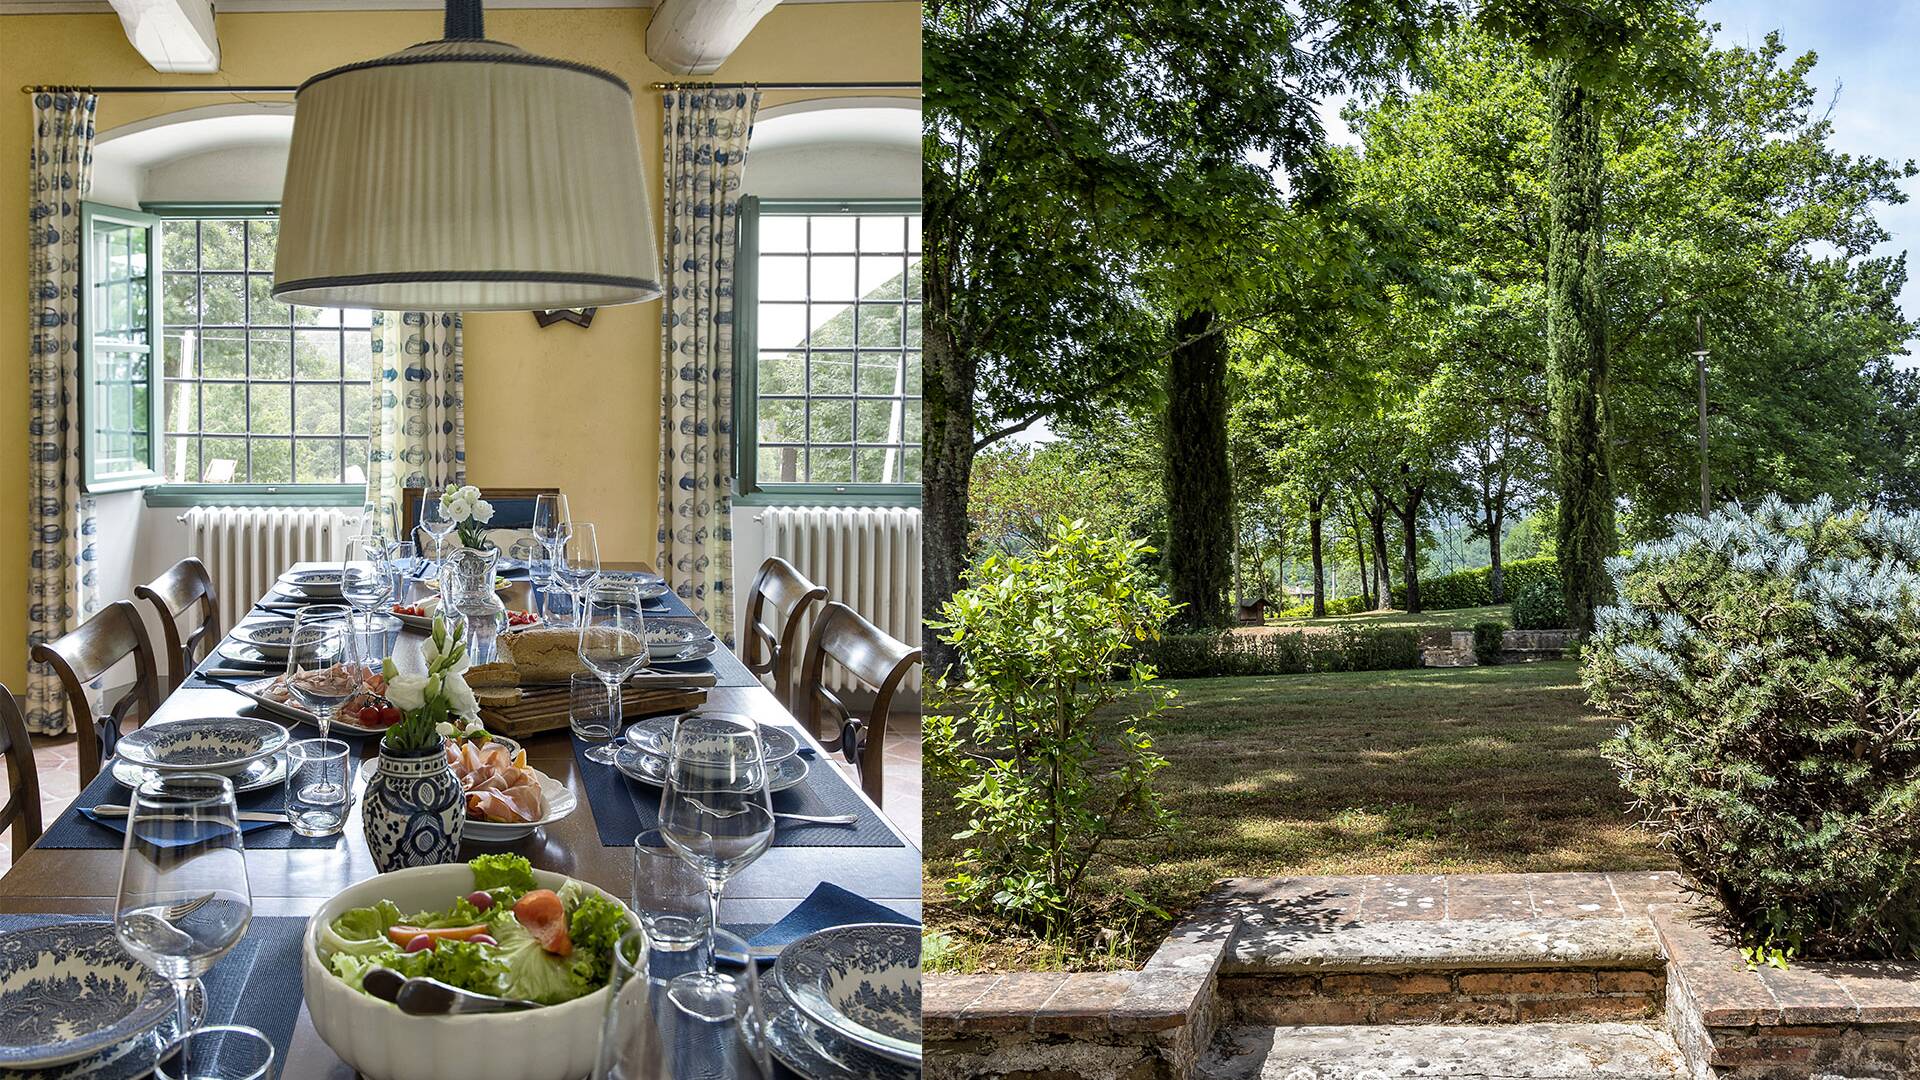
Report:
734,196,923,506
79,202,165,492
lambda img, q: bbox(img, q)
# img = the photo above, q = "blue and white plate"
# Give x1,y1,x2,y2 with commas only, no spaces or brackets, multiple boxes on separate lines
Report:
0,922,179,1069
279,568,343,597
775,924,921,1065
623,713,798,764
613,744,808,793
761,965,916,1080
114,716,289,776
649,638,719,668
112,751,286,795
644,625,702,659
0,978,200,1080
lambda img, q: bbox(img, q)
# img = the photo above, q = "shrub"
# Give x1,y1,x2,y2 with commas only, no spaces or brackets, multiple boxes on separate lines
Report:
925,520,1177,938
1510,578,1569,629
1143,627,1422,678
1389,556,1560,610
1274,594,1373,619
1588,497,1920,960
1472,621,1507,665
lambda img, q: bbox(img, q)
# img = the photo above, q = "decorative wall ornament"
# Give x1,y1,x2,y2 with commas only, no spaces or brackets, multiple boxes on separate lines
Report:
532,308,597,329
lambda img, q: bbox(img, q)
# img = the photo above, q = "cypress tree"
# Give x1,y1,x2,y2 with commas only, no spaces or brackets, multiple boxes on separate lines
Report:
1165,309,1234,628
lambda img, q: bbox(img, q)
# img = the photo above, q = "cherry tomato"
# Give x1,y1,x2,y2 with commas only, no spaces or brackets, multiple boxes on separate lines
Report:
380,704,402,726
465,890,495,912
358,705,381,726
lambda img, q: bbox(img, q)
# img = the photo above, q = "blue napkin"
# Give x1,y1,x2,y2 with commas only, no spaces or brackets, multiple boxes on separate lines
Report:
747,883,919,951
79,807,286,839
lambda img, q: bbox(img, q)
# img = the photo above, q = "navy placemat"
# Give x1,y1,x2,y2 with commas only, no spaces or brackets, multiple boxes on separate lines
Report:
38,764,345,850
574,736,903,849
746,883,920,951
0,914,307,1064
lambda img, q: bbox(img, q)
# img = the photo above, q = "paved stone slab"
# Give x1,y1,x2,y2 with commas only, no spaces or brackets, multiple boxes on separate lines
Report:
1200,1023,1688,1079
1226,915,1661,973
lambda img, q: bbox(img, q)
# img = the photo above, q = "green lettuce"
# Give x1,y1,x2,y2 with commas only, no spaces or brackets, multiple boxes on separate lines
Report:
490,918,580,1005
469,854,537,899
564,887,630,992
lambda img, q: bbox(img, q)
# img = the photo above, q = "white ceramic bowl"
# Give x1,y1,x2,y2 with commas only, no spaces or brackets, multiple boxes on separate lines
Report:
302,864,634,1080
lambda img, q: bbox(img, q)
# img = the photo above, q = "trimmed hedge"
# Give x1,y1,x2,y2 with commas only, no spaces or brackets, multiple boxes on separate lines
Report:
1142,626,1422,678
1472,621,1507,665
1510,579,1570,630
1389,556,1560,611
1273,594,1373,619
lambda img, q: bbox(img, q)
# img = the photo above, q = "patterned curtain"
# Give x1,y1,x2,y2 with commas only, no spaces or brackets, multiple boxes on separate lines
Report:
658,87,759,645
367,311,465,538
25,91,102,735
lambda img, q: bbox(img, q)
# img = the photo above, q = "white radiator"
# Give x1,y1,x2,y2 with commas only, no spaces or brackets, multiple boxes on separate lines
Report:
762,505,921,693
182,506,353,628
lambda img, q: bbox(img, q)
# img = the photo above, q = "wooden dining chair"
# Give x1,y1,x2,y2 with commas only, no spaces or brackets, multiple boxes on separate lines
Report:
741,557,828,713
29,600,161,785
797,602,922,808
133,557,223,693
0,684,44,858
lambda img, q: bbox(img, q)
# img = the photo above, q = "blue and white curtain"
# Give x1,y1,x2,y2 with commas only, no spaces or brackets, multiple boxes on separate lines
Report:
367,311,464,539
25,91,102,735
657,87,758,644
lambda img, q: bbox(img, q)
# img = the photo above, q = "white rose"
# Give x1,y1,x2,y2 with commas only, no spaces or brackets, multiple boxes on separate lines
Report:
459,485,482,504
423,632,471,675
443,491,473,523
386,673,428,712
471,499,494,524
443,671,479,721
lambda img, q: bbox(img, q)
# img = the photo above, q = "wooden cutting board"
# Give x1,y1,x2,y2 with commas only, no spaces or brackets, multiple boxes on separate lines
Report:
479,684,709,738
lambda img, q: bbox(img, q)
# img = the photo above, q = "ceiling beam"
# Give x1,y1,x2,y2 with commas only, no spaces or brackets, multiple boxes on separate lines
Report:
107,0,220,72
646,0,779,75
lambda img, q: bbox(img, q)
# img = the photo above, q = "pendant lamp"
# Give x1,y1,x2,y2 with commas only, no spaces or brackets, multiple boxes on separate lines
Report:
273,0,661,310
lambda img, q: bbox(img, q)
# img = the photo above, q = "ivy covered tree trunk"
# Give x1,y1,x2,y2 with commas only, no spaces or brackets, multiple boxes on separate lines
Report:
1309,492,1326,617
921,291,974,677
1545,58,1616,633
1164,308,1233,628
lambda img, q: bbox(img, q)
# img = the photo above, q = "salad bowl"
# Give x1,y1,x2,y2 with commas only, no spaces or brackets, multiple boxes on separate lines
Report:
303,862,634,1080
0,922,177,1069
775,923,922,1065
113,716,289,776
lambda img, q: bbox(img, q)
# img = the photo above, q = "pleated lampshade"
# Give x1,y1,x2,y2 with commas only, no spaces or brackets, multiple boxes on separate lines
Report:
273,0,661,311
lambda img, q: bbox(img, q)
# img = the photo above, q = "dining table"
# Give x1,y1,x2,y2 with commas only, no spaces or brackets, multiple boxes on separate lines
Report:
0,560,921,1077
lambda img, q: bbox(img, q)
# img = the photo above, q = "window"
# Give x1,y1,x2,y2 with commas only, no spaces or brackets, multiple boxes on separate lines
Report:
736,197,921,503
80,204,163,491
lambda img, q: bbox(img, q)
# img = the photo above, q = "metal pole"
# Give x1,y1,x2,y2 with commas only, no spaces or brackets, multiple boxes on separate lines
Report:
1694,313,1710,514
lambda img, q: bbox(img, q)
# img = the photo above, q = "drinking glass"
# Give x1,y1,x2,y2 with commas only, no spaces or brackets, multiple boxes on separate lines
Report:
570,671,617,762
594,926,769,1080
285,738,351,836
385,540,422,607
115,774,253,1060
284,609,353,745
631,830,708,952
533,492,570,563
578,585,647,765
154,1025,276,1080
552,522,601,625
510,537,550,621
420,487,454,547
341,535,392,617
658,714,774,1020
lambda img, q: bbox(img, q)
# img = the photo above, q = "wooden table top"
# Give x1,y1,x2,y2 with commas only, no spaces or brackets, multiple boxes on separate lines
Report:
0,561,921,1077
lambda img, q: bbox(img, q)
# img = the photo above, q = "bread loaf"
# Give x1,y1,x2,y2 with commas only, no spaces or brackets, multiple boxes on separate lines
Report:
465,661,519,689
499,627,587,683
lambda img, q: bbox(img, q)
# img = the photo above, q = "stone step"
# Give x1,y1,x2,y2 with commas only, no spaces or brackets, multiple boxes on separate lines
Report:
1199,1023,1689,1080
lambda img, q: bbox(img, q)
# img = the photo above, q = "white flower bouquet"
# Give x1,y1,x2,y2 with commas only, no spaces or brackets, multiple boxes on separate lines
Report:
441,484,496,550
377,613,483,751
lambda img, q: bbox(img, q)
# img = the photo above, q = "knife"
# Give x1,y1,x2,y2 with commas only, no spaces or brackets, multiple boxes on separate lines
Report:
89,804,288,824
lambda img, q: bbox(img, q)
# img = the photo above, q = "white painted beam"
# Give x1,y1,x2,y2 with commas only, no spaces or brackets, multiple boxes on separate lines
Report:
646,0,780,75
107,0,220,73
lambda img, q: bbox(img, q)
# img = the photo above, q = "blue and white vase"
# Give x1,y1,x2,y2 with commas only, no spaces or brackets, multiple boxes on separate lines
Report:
362,737,466,872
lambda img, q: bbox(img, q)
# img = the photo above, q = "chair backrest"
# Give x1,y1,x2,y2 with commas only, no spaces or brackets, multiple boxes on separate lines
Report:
400,485,562,549
0,684,44,858
29,600,161,785
741,557,828,712
133,557,222,693
798,601,921,808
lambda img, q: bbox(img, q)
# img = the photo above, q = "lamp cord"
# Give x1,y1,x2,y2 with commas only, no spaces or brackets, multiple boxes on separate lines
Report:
444,0,484,40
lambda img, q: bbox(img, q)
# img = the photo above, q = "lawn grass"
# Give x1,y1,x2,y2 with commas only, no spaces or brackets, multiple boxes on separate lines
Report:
1264,603,1513,633
922,661,1672,973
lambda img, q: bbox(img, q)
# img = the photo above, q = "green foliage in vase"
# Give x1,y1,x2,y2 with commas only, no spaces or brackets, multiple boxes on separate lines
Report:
925,520,1178,938
380,614,474,753
1589,497,1920,958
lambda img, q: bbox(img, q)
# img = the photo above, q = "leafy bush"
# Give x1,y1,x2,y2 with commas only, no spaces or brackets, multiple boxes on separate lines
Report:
1389,556,1560,610
1274,594,1373,619
1510,578,1569,630
1588,497,1920,959
1143,627,1422,678
925,521,1177,938
1472,622,1507,665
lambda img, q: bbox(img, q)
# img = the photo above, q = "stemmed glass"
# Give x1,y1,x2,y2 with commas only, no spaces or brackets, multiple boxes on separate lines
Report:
115,774,253,1071
552,522,601,628
594,925,770,1080
284,607,354,748
341,535,392,623
658,714,775,1020
578,584,648,765
419,487,454,556
533,493,569,565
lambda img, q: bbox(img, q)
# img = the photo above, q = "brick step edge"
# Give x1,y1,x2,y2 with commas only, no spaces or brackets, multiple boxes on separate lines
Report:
1199,1022,1688,1080
1226,915,1663,974
1221,967,1662,1026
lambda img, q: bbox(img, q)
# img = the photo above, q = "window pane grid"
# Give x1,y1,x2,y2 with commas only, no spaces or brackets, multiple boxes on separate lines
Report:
161,215,372,485
754,209,922,487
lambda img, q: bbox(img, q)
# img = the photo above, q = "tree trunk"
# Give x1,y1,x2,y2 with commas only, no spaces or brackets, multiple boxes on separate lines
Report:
921,282,975,677
1348,506,1372,609
1546,58,1616,633
1164,308,1234,628
1309,492,1326,618
1395,487,1424,613
1369,500,1392,611
1486,505,1506,604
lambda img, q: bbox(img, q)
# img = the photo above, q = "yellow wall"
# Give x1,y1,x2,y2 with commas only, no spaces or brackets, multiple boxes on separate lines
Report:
0,2,921,692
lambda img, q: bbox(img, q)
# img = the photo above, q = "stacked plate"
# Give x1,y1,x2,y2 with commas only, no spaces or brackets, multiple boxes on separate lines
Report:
767,924,921,1079
0,922,203,1080
223,617,339,669
644,624,718,668
277,568,343,599
613,713,807,793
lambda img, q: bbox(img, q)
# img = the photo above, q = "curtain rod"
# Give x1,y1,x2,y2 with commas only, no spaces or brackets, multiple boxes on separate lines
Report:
650,81,920,91
23,81,922,94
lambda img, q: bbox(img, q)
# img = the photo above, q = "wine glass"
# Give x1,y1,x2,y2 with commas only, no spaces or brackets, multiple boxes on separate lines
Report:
533,492,570,562
115,774,253,1065
284,608,354,747
658,714,774,1020
341,535,392,619
420,487,454,549
578,584,648,765
358,498,388,549
553,522,601,627
386,539,421,609
594,925,770,1080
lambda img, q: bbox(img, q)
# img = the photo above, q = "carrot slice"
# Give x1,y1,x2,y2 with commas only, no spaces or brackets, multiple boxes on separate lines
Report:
513,889,572,955
385,923,491,947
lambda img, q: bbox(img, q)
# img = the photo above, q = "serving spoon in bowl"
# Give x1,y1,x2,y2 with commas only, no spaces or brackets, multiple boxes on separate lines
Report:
362,967,540,1014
